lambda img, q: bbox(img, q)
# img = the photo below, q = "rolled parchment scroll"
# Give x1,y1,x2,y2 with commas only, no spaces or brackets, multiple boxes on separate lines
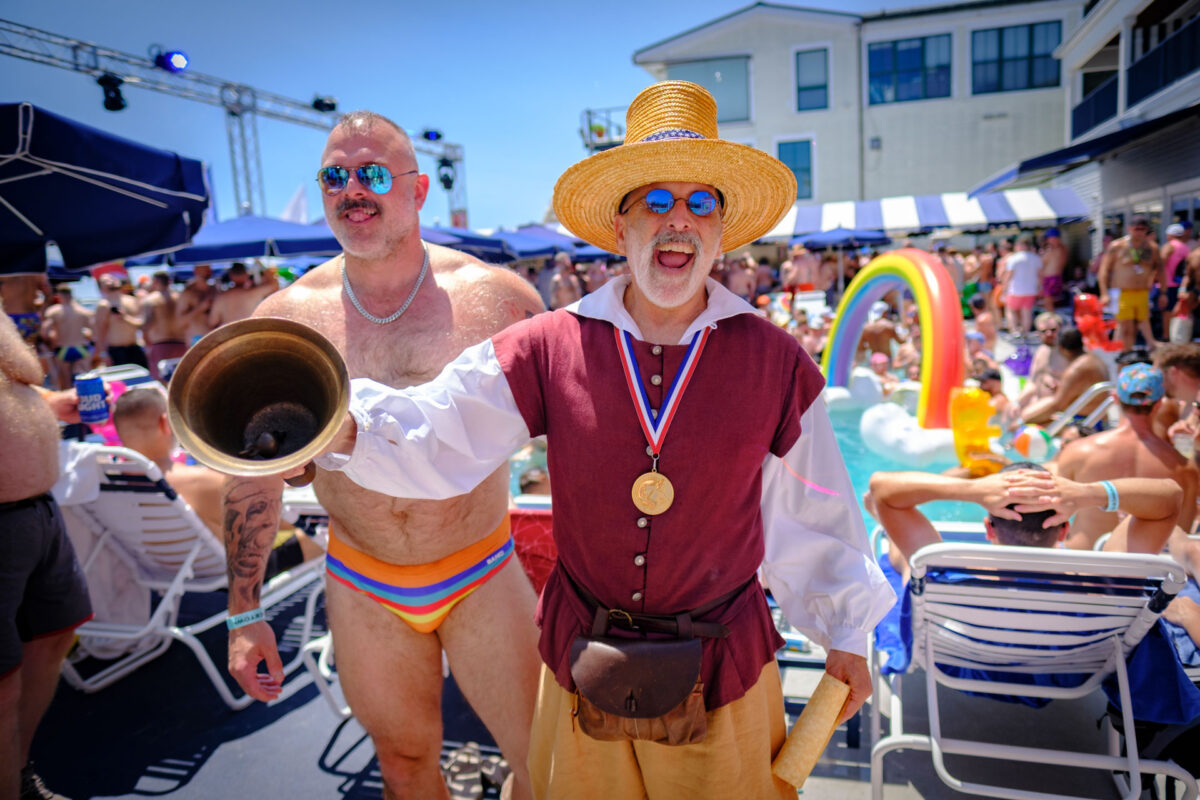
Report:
771,672,850,788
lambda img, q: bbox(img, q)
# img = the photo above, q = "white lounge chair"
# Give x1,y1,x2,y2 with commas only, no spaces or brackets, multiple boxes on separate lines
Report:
870,541,1198,800
58,446,324,709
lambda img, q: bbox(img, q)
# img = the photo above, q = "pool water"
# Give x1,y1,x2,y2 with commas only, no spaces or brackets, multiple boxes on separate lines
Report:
828,406,985,532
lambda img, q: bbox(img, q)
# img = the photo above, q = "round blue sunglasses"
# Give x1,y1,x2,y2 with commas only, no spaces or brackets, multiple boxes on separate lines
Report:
620,188,721,217
316,164,418,196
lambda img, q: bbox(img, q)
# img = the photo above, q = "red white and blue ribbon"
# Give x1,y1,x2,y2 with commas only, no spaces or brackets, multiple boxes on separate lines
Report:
615,326,711,454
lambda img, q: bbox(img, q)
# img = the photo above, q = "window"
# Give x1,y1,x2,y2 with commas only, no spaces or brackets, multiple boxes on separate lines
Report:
972,21,1061,93
777,140,812,200
868,34,951,105
666,57,750,122
795,49,828,111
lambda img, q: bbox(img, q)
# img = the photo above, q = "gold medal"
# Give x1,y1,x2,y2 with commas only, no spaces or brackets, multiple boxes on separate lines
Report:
632,471,674,515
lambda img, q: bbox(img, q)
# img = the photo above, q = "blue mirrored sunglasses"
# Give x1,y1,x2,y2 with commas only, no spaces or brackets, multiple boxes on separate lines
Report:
622,188,720,217
316,164,417,195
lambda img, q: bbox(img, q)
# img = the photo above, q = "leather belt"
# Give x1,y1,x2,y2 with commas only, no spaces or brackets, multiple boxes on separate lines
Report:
561,565,746,640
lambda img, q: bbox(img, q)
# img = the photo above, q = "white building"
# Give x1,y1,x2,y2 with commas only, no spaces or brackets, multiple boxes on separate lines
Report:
978,0,1199,247
629,0,1083,211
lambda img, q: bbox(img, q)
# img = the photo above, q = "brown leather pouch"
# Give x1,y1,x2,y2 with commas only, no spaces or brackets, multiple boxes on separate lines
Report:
568,608,707,746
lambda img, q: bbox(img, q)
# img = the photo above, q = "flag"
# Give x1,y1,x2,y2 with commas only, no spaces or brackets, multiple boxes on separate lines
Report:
280,184,308,224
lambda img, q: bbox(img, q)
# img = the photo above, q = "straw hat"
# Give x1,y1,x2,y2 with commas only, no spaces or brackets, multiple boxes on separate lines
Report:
553,81,797,255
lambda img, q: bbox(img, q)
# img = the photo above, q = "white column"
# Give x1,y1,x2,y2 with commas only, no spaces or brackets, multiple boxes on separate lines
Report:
1117,15,1134,118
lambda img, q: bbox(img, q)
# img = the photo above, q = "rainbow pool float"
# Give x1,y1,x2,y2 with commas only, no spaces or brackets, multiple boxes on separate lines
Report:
820,249,965,465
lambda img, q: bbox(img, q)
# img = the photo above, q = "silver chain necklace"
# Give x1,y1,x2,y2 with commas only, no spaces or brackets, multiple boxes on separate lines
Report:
341,242,429,325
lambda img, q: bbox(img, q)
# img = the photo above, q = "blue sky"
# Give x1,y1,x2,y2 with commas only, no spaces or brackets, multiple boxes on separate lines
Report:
2,0,888,232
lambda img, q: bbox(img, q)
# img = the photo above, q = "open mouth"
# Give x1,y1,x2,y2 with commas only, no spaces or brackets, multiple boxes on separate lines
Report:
338,199,380,224
654,241,695,271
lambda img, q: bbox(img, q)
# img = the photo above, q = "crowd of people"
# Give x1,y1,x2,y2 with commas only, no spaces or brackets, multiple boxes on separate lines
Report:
5,76,1200,800
0,262,280,392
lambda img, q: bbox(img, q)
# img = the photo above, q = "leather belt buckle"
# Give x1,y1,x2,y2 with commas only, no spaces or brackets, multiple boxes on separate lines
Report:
608,608,635,629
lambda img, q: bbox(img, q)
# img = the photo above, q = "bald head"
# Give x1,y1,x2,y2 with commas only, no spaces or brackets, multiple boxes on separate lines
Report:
325,110,415,164
113,387,168,440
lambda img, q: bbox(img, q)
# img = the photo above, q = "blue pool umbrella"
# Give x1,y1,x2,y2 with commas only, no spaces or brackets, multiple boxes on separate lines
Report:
793,227,890,249
515,225,617,260
299,219,463,250
0,102,209,275
427,226,512,262
492,230,559,259
168,215,336,263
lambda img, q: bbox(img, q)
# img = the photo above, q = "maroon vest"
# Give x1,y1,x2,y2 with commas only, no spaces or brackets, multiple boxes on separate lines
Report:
493,309,824,708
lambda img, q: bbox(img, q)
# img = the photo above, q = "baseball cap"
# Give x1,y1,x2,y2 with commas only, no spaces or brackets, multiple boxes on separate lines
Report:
1167,223,1185,237
1129,214,1150,228
869,301,889,321
1044,227,1060,238
979,368,1002,383
1116,363,1164,406
965,330,985,343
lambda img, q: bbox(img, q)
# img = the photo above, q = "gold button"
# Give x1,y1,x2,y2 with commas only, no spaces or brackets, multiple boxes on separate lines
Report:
650,374,662,386
651,345,663,355
632,591,643,602
634,554,646,566
637,517,648,528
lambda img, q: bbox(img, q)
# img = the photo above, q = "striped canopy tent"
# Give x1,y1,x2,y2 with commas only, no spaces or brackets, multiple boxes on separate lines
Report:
763,187,1087,241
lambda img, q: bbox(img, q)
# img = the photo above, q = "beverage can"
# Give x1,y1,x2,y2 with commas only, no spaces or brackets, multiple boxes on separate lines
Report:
74,372,108,425
1173,431,1196,460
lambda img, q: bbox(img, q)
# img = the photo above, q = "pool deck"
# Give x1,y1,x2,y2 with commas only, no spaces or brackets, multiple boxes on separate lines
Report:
33,598,1127,799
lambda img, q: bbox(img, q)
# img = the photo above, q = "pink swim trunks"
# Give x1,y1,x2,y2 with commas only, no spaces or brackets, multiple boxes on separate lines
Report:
1006,294,1036,310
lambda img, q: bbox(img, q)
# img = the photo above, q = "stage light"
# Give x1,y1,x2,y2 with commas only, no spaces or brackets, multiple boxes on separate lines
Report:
153,49,189,73
437,157,456,191
97,74,126,111
312,96,338,113
421,129,443,142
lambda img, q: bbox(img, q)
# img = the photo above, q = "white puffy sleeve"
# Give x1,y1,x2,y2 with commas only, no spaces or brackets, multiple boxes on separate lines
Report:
759,398,896,656
316,339,530,499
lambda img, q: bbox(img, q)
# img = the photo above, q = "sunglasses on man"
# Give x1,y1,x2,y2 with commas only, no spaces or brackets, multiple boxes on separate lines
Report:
619,188,722,217
316,164,418,196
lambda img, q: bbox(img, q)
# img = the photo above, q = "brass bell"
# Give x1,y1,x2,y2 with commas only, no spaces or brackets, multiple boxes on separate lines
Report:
167,317,349,486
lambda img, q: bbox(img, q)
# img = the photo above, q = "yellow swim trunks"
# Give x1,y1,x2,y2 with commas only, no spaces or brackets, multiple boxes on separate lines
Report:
1116,289,1149,322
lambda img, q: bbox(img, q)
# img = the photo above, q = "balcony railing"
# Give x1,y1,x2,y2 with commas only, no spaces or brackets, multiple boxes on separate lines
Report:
579,107,626,153
1072,73,1118,139
1128,13,1200,107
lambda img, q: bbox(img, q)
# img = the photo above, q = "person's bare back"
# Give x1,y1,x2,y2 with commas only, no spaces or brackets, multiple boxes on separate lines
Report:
1057,424,1197,548
861,318,902,357
142,285,187,345
208,281,277,329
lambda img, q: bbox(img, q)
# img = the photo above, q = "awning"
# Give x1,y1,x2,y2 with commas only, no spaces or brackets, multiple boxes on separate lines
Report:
763,187,1087,240
970,103,1200,195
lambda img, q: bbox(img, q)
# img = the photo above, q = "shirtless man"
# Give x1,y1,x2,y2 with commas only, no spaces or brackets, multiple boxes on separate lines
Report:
94,275,148,370
141,271,190,380
723,257,755,302
40,285,93,389
0,307,93,800
1056,363,1198,550
1039,227,1067,310
1099,215,1166,350
113,387,225,536
0,274,49,347
781,244,816,292
859,301,905,361
1016,312,1069,412
547,252,582,310
221,111,544,799
1021,327,1109,426
207,263,279,329
177,264,216,345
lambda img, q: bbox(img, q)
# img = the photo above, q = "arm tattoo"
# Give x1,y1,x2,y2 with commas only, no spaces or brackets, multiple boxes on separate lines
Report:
222,480,282,607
